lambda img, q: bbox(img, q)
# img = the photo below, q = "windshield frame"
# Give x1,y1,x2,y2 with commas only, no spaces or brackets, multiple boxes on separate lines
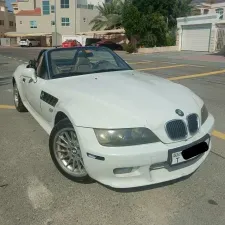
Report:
47,46,133,79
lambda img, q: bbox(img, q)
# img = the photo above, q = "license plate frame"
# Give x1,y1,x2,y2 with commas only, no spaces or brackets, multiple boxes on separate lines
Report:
168,134,210,166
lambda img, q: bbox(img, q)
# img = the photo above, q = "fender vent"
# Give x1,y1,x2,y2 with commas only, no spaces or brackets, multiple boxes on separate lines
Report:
40,91,58,107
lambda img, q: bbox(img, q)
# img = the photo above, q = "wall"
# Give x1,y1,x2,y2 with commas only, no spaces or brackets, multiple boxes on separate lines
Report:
18,0,35,11
0,6,16,37
76,8,98,33
138,46,179,54
16,15,51,33
177,14,219,52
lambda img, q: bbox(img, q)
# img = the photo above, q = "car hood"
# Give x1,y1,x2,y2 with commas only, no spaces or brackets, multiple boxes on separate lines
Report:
47,70,203,141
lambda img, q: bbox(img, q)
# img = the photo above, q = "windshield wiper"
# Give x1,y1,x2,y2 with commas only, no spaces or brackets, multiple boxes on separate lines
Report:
93,68,131,73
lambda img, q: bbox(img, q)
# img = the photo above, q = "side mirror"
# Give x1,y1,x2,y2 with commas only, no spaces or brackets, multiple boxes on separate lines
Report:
23,68,37,83
29,59,37,69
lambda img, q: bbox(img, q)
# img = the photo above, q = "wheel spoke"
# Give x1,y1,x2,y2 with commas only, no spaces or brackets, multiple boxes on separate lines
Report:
64,132,72,147
61,154,69,160
57,149,68,153
72,158,77,171
66,158,72,167
56,141,68,149
59,135,68,145
76,159,82,172
78,157,84,167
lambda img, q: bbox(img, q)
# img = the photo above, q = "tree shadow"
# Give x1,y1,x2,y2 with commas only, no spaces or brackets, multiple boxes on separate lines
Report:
0,77,11,87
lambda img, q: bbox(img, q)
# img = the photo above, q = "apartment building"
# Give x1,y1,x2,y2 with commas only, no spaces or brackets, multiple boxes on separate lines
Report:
0,0,16,37
11,1,19,14
194,0,225,18
11,0,104,45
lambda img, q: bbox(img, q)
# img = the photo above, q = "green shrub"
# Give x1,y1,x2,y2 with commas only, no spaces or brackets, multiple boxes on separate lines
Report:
123,43,136,53
139,32,157,48
166,29,176,46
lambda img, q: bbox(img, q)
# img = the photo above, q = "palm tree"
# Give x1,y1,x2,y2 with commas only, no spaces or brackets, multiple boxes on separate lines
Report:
89,0,124,31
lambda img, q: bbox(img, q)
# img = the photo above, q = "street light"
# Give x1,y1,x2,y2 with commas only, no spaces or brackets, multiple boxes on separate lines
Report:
54,0,57,46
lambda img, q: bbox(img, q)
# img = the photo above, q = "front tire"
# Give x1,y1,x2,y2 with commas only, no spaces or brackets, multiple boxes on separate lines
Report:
13,82,27,112
49,118,92,183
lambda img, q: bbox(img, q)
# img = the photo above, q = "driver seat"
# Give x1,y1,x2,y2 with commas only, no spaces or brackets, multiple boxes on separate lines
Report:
73,57,92,73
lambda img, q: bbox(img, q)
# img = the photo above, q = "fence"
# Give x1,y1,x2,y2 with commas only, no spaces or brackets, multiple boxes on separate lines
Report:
0,37,18,46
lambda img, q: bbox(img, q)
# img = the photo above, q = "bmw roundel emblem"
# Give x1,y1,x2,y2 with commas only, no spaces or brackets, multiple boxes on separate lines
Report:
175,109,184,117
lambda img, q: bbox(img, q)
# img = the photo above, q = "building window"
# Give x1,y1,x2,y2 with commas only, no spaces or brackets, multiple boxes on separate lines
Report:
61,0,69,8
77,4,94,9
9,21,14,26
61,17,70,26
216,8,224,19
203,9,209,14
51,5,55,13
51,20,55,25
30,20,37,28
216,8,224,15
42,1,50,15
0,20,4,26
20,21,22,24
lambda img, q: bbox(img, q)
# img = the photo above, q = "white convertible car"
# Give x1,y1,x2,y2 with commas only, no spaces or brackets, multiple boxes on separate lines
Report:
12,47,214,188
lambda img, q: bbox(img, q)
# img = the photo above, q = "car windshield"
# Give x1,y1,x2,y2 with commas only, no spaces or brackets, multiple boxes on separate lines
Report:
48,47,132,79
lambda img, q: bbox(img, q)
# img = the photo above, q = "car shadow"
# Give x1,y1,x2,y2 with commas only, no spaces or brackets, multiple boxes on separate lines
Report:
98,171,196,193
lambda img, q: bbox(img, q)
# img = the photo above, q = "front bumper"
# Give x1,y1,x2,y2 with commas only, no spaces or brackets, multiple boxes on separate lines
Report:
77,114,215,188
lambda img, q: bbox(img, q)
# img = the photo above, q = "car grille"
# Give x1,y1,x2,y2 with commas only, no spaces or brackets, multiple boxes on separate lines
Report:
166,114,200,141
166,120,187,141
187,114,199,135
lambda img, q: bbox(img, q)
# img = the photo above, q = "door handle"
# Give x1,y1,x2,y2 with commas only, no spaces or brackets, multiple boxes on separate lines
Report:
22,78,26,83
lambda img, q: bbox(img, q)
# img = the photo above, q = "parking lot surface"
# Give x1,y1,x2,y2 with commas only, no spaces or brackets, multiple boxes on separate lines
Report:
0,47,225,225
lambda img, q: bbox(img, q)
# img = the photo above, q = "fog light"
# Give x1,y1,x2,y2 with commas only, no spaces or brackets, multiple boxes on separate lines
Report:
113,167,139,174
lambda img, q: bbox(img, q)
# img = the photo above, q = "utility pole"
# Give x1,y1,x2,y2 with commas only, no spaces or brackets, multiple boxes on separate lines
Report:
75,0,76,35
54,0,57,46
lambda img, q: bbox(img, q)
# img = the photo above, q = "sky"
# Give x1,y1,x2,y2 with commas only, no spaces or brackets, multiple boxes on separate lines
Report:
6,0,15,11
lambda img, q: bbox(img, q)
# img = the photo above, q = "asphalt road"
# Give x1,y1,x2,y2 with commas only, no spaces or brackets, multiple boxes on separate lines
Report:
0,47,225,225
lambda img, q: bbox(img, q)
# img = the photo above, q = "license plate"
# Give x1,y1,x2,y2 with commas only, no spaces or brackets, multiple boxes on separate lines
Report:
168,135,210,166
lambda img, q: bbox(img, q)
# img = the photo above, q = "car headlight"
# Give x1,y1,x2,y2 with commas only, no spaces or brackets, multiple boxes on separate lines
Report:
94,128,160,147
201,104,208,125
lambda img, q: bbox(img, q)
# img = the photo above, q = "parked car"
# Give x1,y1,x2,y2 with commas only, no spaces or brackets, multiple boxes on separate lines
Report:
84,38,101,46
92,40,123,50
12,46,214,189
19,38,40,47
62,39,82,48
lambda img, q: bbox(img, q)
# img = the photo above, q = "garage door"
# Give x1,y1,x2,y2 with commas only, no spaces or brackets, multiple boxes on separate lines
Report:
181,24,211,51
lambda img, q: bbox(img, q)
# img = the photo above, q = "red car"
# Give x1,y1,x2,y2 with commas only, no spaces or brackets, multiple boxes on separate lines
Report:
62,40,82,48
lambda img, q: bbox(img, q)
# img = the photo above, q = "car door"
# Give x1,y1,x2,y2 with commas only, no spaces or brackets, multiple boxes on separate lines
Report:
23,54,47,115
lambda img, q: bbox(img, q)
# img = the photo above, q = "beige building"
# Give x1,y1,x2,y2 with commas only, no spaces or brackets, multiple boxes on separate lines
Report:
0,0,16,37
8,0,104,45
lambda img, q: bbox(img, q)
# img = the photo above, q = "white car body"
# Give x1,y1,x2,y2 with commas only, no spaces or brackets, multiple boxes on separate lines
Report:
19,38,40,47
12,48,215,188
